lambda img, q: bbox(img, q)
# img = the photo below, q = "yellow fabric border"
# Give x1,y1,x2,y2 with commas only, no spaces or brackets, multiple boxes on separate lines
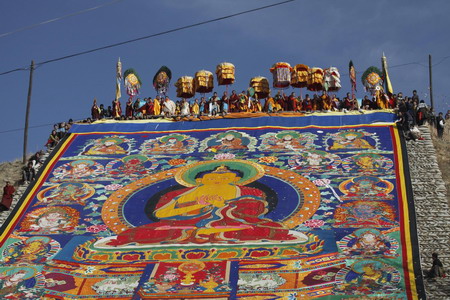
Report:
393,126,418,299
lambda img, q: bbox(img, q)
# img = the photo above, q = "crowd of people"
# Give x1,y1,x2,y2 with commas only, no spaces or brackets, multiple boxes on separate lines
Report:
91,90,403,120
20,119,75,188
89,89,447,140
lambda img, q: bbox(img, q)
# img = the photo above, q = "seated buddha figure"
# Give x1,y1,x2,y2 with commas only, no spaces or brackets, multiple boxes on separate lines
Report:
84,137,127,155
107,164,303,246
330,131,374,150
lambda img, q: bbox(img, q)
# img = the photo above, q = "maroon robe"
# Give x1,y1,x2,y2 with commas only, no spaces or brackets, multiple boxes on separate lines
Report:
1,184,15,210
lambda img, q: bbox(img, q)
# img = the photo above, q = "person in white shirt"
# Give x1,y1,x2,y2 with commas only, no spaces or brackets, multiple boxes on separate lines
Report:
180,98,190,116
163,96,176,116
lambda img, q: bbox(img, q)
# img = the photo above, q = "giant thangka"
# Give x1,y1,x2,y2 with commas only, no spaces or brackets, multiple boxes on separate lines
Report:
0,112,425,299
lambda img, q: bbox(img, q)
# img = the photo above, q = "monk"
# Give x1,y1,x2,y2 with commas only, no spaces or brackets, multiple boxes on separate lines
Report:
0,181,15,212
153,96,161,116
229,90,239,112
287,92,298,111
191,98,200,116
125,98,134,117
112,98,122,118
91,99,100,120
321,91,332,111
264,94,275,112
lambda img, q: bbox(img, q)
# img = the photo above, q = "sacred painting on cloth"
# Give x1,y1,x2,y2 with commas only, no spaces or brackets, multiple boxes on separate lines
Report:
0,113,424,299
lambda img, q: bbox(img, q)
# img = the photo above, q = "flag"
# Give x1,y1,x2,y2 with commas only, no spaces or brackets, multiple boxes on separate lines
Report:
381,53,394,95
116,58,122,100
349,60,357,93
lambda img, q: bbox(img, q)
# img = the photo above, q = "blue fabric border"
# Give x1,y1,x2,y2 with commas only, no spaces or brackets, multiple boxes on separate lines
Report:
70,112,396,134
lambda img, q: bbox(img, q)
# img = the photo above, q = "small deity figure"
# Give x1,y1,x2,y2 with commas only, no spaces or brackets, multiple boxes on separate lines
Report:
10,238,48,263
339,176,394,200
38,182,93,205
150,135,186,153
141,134,195,155
200,131,257,152
109,155,149,177
206,133,247,151
338,228,396,257
0,268,34,297
259,131,317,152
334,201,397,228
84,137,127,155
335,260,400,295
19,207,78,234
52,160,103,182
329,131,375,150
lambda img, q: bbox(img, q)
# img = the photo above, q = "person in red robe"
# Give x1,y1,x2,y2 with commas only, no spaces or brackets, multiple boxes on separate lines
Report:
91,99,100,120
106,165,300,246
112,99,122,118
125,98,134,118
0,181,15,211
287,92,298,111
229,90,239,112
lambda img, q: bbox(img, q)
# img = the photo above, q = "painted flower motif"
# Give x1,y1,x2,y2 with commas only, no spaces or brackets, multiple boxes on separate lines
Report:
163,274,178,282
168,158,187,166
105,184,123,191
325,212,333,216
288,292,298,300
84,266,96,274
293,260,303,269
259,156,278,164
313,179,331,187
214,153,236,160
304,219,325,228
86,224,108,233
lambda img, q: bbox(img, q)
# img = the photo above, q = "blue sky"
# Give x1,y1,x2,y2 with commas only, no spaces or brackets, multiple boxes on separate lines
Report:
0,0,449,162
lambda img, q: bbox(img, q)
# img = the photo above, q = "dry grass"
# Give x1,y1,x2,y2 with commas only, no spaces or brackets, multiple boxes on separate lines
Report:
429,124,450,205
0,160,24,187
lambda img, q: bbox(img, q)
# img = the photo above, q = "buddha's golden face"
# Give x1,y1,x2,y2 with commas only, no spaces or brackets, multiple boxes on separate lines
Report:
197,172,240,186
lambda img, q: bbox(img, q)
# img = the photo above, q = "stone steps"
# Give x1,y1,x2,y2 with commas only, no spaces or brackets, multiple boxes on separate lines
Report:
406,125,450,299
0,149,53,226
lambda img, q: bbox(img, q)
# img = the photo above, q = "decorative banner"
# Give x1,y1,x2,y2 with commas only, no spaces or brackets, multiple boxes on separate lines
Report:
307,67,324,91
291,64,309,88
194,70,214,94
0,112,424,299
249,76,270,99
270,62,292,89
153,66,172,96
349,60,357,93
115,58,122,100
216,62,235,86
361,66,383,95
124,68,142,97
323,67,341,92
174,76,195,99
382,53,394,95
